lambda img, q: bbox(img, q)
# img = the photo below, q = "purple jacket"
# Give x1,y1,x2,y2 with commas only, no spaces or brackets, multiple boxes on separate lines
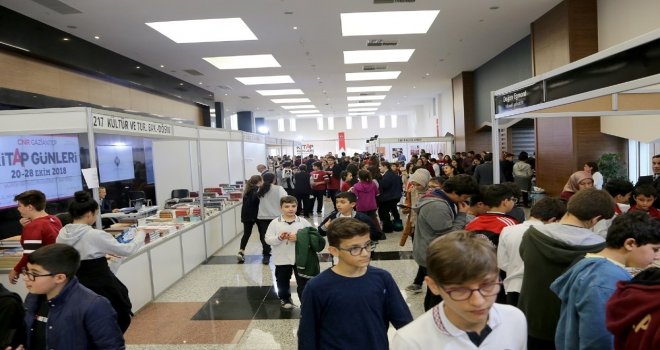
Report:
352,180,378,212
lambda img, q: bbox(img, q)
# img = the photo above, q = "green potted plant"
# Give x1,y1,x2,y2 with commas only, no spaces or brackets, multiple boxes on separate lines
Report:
597,153,627,183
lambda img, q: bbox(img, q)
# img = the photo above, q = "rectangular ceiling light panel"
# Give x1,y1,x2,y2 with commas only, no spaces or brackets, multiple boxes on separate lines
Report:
204,54,280,70
235,75,294,85
343,49,414,64
349,112,376,116
340,11,439,36
271,98,311,104
346,86,391,93
296,114,323,117
256,89,304,96
345,71,400,81
348,108,378,112
281,105,316,110
146,18,257,43
290,110,320,114
348,102,381,107
347,95,386,101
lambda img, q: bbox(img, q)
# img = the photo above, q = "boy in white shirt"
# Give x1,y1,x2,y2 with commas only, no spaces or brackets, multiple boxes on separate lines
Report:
392,230,527,349
264,195,312,309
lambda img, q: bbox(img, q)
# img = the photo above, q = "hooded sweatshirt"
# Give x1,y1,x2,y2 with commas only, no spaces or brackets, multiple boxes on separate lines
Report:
412,190,466,267
518,223,605,341
57,223,145,260
352,180,378,212
550,255,630,350
606,268,660,350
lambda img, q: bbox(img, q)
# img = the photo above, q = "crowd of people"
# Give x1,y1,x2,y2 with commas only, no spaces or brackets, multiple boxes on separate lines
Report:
2,151,660,349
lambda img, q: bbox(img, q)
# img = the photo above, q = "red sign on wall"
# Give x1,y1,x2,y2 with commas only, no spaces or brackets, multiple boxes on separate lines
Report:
338,132,346,150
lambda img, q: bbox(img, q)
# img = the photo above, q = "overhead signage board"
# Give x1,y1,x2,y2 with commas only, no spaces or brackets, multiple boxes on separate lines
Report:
92,113,174,136
494,81,544,115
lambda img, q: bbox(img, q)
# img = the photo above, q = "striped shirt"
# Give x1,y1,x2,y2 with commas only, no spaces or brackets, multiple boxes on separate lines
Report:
14,215,61,272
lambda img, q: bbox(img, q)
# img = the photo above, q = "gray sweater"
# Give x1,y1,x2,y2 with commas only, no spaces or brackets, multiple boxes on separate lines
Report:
257,185,288,220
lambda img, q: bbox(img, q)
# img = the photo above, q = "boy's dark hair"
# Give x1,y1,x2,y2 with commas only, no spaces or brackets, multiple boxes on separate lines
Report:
298,164,307,172
530,197,567,222
280,195,298,206
357,169,372,182
633,184,657,198
340,170,349,181
442,174,479,196
566,188,615,221
313,161,322,169
501,182,522,200
426,230,498,285
28,243,80,280
336,191,357,203
381,161,390,168
327,217,370,248
518,151,529,161
585,161,599,172
429,176,445,187
606,211,660,248
604,179,634,198
14,190,47,211
483,153,493,162
68,190,100,219
469,186,487,206
482,184,514,207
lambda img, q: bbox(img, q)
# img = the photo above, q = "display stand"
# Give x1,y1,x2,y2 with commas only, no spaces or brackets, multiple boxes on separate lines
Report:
490,28,660,183
378,136,455,160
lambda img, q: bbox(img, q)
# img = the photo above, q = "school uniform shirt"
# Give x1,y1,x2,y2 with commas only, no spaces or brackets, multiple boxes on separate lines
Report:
309,170,327,191
14,215,62,273
497,218,544,294
392,302,527,349
264,216,312,265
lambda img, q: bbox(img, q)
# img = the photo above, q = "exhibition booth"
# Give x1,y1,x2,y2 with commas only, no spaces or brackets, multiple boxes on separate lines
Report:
490,28,660,182
378,136,455,160
0,107,283,311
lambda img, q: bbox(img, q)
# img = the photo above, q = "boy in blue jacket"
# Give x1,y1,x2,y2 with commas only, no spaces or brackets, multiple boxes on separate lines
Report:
551,211,660,350
15,243,125,350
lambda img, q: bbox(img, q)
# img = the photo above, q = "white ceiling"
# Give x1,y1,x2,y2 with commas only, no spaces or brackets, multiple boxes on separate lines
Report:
0,0,562,120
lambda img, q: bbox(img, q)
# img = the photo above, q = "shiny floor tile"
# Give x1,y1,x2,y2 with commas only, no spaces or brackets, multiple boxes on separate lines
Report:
192,286,301,320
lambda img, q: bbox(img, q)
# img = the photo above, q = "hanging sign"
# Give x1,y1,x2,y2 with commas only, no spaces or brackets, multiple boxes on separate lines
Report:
92,113,174,136
338,132,346,151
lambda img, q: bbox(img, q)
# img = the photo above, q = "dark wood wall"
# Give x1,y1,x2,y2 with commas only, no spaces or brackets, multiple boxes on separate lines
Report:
452,71,492,153
532,0,626,195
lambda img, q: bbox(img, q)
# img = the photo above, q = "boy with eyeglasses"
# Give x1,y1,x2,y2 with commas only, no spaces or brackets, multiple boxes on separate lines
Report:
392,230,527,349
298,218,412,350
15,243,125,349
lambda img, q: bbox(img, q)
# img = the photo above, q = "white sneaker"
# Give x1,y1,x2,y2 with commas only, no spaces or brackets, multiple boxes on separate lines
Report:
280,299,295,309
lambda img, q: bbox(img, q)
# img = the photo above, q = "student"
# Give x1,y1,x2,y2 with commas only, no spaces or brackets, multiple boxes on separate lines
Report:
325,156,341,210
606,267,660,350
56,190,146,332
413,174,479,311
378,161,403,233
309,161,327,216
392,230,527,349
8,190,62,285
318,191,381,241
465,184,519,246
593,179,633,238
401,169,431,293
629,184,660,218
237,175,262,263
351,169,380,229
634,154,660,209
339,170,352,192
551,211,660,350
292,165,313,217
518,188,615,350
0,283,25,348
298,218,412,349
498,197,566,306
264,196,313,309
19,243,125,349
584,161,603,190
256,172,287,265
464,186,489,224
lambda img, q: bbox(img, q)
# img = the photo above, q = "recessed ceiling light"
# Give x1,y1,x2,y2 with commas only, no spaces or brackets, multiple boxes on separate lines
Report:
256,89,304,96
160,64,165,68
63,37,70,41
293,26,298,30
349,112,376,116
136,66,141,69
343,49,415,64
348,108,378,112
295,114,322,117
347,95,386,101
281,105,316,110
348,102,381,107
235,75,295,85
204,54,280,70
94,36,100,40
346,71,400,81
271,98,311,104
340,10,439,36
146,18,257,43
290,110,320,114
346,86,391,93
198,82,203,85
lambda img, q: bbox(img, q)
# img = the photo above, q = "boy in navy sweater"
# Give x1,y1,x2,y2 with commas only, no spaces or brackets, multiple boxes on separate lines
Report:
298,218,412,349
318,191,382,241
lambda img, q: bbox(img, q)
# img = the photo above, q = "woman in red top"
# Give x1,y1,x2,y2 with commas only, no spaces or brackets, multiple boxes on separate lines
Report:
8,190,62,284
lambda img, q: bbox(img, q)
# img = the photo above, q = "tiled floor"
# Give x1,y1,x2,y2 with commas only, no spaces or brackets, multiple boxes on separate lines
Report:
125,201,426,349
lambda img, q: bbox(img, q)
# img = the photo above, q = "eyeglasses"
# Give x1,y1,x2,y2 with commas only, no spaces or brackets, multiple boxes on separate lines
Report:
440,282,502,301
508,197,519,204
338,241,378,256
21,268,57,281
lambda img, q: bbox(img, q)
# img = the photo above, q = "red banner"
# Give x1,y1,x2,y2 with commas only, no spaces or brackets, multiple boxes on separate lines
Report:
338,132,346,150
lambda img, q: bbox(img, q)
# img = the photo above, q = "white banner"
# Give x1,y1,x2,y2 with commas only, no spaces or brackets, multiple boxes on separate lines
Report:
0,135,82,208
92,113,174,136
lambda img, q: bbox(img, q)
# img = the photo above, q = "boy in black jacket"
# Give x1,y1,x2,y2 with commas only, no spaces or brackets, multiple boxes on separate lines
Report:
319,192,383,241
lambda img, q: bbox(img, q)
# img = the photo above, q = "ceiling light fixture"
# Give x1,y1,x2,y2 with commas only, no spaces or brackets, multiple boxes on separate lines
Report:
343,49,414,64
349,112,376,116
146,18,257,43
271,98,311,104
348,108,378,112
346,86,391,93
256,89,304,96
281,105,316,110
204,54,280,70
347,95,386,101
290,110,320,114
296,114,323,117
346,71,400,81
235,75,295,85
347,102,381,107
340,10,439,36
